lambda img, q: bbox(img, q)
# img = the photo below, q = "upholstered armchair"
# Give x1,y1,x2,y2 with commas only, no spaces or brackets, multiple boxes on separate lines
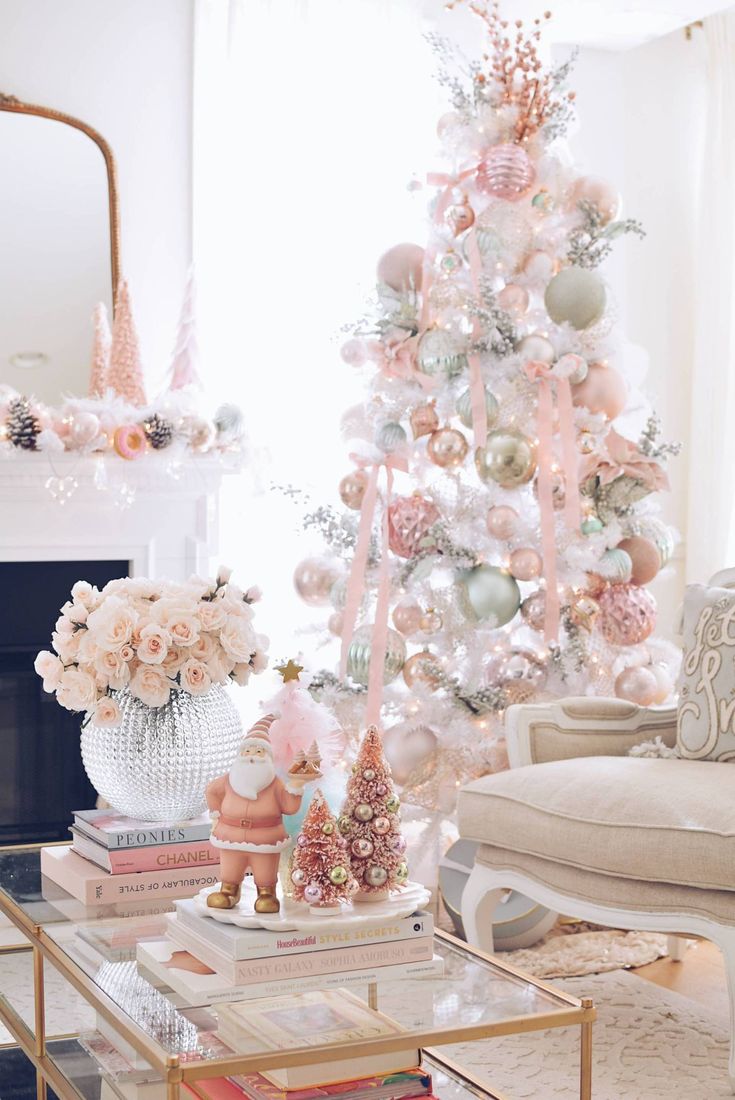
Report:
458,692,735,1089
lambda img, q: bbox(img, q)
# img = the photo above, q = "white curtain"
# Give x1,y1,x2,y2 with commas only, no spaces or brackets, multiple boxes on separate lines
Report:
686,12,735,582
192,0,444,659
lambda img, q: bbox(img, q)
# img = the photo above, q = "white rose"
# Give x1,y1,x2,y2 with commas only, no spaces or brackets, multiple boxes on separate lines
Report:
69,602,88,625
216,565,233,586
244,586,262,604
220,619,256,662
197,601,227,632
130,665,171,708
208,644,235,682
161,646,187,674
167,614,200,648
251,638,269,674
86,596,137,653
57,668,98,712
190,632,217,663
53,631,80,664
71,581,97,607
180,658,212,696
94,649,131,690
54,615,75,636
93,696,122,728
231,663,252,686
34,650,64,692
119,643,135,662
137,624,171,665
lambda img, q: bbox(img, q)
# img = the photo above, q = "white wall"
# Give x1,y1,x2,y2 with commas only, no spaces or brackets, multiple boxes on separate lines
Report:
569,30,706,636
0,0,193,395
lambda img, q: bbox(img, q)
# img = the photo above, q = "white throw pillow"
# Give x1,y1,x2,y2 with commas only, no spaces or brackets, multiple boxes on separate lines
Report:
677,584,735,761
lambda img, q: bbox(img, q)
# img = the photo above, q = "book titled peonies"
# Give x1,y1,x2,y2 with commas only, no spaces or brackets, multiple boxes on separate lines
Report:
34,567,268,729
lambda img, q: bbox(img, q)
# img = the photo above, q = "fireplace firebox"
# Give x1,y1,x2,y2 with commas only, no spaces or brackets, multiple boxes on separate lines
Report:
0,560,129,844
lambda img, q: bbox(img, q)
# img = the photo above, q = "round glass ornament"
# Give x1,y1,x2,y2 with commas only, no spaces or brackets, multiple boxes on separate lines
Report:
457,564,521,626
346,625,406,686
417,328,468,378
475,430,537,488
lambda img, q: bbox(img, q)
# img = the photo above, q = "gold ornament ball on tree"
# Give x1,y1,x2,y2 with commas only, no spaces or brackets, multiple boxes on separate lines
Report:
339,469,368,510
486,504,519,540
475,430,537,488
521,590,547,631
544,266,606,330
476,143,536,200
402,650,441,690
420,608,443,633
614,665,658,706
410,402,439,440
571,363,627,419
455,387,499,430
444,196,475,236
457,564,521,626
616,536,660,585
392,599,423,636
294,558,341,606
417,328,468,378
346,625,406,686
509,547,543,581
427,427,468,468
376,242,424,292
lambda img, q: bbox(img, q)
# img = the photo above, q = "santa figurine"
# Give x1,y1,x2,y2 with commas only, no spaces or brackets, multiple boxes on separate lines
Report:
205,713,311,913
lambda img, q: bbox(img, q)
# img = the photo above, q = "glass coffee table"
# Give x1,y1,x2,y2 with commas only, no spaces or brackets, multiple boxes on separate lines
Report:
0,846,595,1100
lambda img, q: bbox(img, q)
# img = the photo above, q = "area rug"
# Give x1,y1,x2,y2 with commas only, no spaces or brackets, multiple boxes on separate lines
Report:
500,928,669,979
445,969,732,1099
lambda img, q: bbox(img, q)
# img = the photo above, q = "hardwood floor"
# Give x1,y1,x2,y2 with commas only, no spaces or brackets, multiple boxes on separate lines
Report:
635,938,729,1018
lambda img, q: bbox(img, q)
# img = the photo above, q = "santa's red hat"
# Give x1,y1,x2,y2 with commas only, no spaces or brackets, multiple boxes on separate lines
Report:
240,713,277,755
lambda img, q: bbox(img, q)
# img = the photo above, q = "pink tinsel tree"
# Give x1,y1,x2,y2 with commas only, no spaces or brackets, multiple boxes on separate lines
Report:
168,266,201,390
108,280,147,406
88,302,111,399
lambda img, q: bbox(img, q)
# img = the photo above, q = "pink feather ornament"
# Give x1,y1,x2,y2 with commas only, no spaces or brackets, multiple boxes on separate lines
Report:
268,679,343,775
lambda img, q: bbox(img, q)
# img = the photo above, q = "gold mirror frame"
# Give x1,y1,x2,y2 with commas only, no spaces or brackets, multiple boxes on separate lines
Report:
0,92,121,303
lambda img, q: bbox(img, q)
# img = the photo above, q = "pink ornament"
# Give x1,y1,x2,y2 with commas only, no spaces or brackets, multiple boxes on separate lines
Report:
570,176,621,225
572,363,627,420
339,469,368,510
486,505,518,540
445,197,475,236
293,558,341,606
328,611,344,636
373,816,391,835
376,243,424,292
388,494,440,559
427,427,468,468
509,548,543,581
598,584,656,646
392,600,422,636
497,284,529,315
615,665,658,706
520,590,546,631
476,144,536,201
341,338,367,367
68,411,100,449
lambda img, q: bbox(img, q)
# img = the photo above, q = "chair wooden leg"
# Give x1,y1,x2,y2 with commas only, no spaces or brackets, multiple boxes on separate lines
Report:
460,863,505,954
717,926,735,1094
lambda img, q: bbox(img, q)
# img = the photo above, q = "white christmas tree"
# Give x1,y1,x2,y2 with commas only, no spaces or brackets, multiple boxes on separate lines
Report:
167,266,202,391
88,302,111,398
295,1,680,811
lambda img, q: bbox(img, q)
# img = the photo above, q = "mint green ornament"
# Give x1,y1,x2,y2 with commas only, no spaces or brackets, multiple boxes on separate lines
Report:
457,565,521,626
581,517,604,535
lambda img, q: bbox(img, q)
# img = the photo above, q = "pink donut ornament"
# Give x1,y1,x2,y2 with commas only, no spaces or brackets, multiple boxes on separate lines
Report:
113,424,147,460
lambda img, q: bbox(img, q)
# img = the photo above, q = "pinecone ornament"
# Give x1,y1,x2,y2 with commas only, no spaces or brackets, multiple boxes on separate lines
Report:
142,413,174,449
6,397,40,450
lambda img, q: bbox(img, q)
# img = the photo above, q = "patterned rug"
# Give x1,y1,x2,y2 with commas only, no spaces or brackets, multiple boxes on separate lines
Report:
446,969,732,1098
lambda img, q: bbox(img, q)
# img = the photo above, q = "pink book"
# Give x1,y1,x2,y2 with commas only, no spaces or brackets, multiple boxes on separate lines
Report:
41,845,219,906
167,913,435,985
71,828,219,874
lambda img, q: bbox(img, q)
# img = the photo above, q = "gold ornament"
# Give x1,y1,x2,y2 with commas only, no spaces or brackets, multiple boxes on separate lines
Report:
410,401,439,440
339,470,368,510
475,430,537,488
570,595,600,631
402,650,441,690
420,608,443,633
444,195,475,236
427,427,469,468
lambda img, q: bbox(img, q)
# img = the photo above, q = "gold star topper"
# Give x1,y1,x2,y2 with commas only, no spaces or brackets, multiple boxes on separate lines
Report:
276,659,303,683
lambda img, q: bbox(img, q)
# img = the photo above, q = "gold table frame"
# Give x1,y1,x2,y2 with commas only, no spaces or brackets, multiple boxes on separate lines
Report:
0,845,595,1100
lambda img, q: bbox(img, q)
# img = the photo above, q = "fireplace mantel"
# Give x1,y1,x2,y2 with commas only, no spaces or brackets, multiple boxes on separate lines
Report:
0,452,237,579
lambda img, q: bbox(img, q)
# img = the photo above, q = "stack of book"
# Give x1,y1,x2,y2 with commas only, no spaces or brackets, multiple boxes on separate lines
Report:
40,809,221,909
136,900,440,1007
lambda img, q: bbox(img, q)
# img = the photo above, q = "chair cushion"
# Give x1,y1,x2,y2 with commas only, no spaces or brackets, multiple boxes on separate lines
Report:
458,756,735,892
677,584,735,760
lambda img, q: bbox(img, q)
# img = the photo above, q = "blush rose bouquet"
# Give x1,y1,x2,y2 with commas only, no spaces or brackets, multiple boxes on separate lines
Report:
34,567,268,729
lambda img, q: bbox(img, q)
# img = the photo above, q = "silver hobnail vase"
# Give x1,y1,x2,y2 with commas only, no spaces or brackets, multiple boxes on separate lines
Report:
80,684,243,821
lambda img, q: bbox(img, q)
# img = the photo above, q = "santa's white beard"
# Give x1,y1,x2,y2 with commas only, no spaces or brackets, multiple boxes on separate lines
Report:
229,756,275,800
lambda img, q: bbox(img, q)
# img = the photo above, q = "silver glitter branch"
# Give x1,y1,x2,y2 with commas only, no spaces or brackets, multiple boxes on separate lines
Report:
637,414,682,460
567,200,645,269
398,522,477,583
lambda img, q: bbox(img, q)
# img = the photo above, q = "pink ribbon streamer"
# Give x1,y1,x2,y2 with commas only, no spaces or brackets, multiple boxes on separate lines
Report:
340,453,407,727
524,361,581,643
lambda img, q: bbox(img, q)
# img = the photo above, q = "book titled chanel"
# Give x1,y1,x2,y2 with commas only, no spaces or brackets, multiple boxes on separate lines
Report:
41,847,219,906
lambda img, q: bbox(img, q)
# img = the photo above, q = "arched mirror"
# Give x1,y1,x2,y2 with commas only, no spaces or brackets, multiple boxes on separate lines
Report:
0,94,120,403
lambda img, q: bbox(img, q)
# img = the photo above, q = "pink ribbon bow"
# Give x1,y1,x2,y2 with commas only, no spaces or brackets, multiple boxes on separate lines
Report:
524,360,582,643
340,451,408,727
